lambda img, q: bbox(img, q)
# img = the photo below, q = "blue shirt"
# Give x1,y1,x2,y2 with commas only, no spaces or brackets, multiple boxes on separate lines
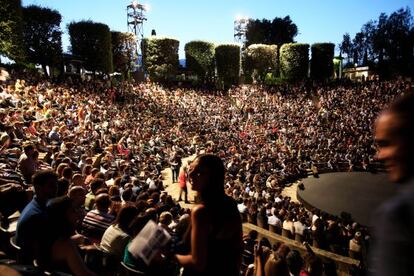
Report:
16,196,48,264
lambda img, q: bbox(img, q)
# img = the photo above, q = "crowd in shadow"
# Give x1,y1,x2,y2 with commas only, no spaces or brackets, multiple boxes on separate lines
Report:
0,69,411,275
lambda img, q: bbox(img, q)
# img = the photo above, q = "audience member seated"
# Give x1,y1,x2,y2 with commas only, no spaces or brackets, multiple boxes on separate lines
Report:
100,204,138,261
81,193,115,243
16,170,58,264
39,196,96,276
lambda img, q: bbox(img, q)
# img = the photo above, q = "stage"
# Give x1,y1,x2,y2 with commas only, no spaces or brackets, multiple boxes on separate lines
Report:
297,172,398,227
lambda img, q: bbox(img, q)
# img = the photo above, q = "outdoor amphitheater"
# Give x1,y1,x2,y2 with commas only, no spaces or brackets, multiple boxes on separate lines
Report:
0,1,413,276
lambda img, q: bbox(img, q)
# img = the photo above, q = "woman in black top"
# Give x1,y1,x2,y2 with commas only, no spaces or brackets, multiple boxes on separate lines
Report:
176,154,243,276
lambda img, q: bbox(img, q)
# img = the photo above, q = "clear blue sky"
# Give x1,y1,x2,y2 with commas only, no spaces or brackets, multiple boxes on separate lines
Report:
22,0,414,58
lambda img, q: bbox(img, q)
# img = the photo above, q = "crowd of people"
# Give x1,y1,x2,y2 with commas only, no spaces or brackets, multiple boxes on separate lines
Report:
0,67,411,275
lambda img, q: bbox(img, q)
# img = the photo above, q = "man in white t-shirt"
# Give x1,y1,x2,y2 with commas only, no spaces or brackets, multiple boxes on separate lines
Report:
267,209,282,228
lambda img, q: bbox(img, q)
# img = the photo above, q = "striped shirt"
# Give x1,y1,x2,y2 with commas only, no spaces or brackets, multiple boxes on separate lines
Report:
81,210,115,242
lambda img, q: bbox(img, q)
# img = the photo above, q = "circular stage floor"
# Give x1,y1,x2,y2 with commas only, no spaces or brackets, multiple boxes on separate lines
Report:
297,172,398,227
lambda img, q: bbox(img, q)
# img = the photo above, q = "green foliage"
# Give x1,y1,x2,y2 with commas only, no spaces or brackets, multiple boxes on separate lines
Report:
242,44,278,83
22,5,62,75
184,40,215,83
0,0,25,62
280,43,309,81
342,7,414,77
215,44,240,89
264,73,287,85
245,16,298,47
339,33,352,65
111,31,137,77
142,37,179,82
310,43,335,80
68,21,113,73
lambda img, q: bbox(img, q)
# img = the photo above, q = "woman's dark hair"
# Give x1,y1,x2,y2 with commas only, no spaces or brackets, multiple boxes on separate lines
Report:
115,204,138,235
129,213,152,237
259,237,271,248
195,154,225,203
121,187,133,202
56,178,70,197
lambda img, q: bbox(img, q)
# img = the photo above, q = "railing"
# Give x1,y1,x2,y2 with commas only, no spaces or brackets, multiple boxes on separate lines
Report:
243,223,360,276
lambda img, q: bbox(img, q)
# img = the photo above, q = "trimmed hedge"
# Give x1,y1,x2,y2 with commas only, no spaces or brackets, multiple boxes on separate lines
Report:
215,44,240,88
68,21,113,73
242,44,278,83
280,43,309,81
311,43,335,80
111,31,137,77
184,40,215,83
142,37,179,82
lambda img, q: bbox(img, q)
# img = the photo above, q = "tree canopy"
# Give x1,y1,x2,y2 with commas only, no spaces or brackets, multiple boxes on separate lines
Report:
68,20,113,74
0,0,25,63
22,5,62,75
340,7,414,76
245,16,298,47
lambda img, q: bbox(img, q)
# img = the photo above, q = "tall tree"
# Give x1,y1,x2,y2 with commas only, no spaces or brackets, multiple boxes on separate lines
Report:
68,21,113,74
352,32,365,65
372,13,388,63
111,31,137,77
339,33,352,66
361,21,376,62
0,0,25,63
22,5,62,76
245,16,298,47
269,16,298,46
245,19,268,46
344,7,414,76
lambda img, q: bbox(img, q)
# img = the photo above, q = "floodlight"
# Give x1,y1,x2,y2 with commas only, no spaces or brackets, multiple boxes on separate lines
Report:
131,1,138,9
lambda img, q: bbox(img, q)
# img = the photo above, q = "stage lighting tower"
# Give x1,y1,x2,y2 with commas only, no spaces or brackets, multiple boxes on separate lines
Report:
127,1,148,69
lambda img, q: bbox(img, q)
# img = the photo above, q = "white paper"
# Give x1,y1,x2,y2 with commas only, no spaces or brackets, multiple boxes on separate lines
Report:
128,220,171,265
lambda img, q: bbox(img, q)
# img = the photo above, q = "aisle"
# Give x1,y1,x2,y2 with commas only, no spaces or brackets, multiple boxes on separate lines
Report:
162,154,300,206
163,155,197,209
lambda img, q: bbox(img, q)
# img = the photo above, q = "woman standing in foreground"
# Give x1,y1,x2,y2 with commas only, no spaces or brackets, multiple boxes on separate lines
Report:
176,154,243,276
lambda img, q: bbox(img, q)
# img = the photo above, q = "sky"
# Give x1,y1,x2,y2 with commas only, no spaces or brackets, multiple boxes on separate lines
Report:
22,0,414,59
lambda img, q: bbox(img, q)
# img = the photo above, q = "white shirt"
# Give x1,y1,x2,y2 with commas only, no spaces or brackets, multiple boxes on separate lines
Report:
293,221,306,236
237,203,247,214
283,220,295,234
100,224,130,260
268,215,281,227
